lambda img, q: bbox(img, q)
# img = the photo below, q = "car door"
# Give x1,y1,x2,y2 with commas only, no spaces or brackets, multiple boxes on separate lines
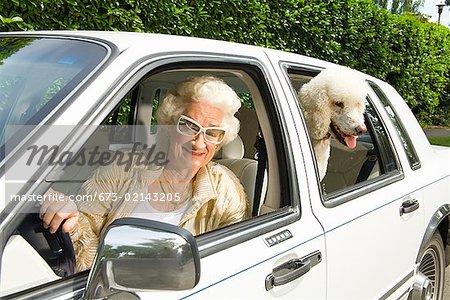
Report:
1,48,327,299
97,55,327,299
315,86,424,300
272,54,425,299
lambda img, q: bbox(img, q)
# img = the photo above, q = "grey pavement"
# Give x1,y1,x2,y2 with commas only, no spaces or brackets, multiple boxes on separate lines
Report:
424,127,450,297
421,126,450,297
446,266,450,299
423,127,450,138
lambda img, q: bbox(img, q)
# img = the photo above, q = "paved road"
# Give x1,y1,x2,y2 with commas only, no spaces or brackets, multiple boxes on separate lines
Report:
422,128,449,298
424,126,450,298
423,127,450,138
445,266,450,299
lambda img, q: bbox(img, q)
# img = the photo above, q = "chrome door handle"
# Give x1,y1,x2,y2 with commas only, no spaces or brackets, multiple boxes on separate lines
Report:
265,251,321,291
399,198,419,216
265,259,311,291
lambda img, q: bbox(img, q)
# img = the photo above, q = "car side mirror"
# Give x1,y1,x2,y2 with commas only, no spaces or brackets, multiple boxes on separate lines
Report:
84,218,201,299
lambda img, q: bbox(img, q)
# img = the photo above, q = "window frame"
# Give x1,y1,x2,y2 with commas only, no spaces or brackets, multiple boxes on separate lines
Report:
121,60,301,258
367,81,421,171
322,95,404,206
282,65,404,208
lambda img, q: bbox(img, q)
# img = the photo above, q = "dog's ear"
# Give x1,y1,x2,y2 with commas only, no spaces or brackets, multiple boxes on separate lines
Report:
298,79,331,141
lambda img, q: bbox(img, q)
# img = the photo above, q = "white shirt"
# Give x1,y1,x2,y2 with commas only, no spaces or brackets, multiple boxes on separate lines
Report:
129,196,191,225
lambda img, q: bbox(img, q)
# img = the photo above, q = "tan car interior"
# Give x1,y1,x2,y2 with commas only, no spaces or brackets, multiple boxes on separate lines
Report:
52,68,280,218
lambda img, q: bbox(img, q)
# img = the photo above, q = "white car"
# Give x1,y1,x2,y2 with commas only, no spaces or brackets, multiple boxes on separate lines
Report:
0,31,449,300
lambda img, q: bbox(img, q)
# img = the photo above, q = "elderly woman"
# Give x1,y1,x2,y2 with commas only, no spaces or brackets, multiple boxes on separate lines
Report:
40,75,250,271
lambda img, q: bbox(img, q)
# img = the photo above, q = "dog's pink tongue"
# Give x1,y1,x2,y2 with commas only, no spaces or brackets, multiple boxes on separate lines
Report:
344,136,357,149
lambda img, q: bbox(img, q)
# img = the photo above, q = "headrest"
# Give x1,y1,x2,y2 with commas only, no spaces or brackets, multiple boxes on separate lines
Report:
218,135,244,159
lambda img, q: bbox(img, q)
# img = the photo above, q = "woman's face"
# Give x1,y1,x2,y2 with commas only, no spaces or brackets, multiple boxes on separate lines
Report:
169,101,224,175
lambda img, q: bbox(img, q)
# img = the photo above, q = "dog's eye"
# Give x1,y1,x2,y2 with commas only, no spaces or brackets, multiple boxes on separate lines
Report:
334,101,344,108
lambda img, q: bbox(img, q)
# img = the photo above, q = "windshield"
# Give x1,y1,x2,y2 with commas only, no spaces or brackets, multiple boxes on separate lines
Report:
0,37,108,161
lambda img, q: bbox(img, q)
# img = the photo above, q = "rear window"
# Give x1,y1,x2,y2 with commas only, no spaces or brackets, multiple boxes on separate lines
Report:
0,37,108,160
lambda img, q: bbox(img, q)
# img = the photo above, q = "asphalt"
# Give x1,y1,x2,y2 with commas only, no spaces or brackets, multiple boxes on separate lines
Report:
427,127,450,296
417,126,450,298
442,266,450,300
446,266,450,299
422,127,450,138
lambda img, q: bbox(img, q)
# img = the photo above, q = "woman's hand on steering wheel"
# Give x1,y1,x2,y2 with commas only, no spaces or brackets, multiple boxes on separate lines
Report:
40,188,79,234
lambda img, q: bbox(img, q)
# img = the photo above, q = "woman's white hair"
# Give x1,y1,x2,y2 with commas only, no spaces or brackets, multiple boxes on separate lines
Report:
156,75,241,145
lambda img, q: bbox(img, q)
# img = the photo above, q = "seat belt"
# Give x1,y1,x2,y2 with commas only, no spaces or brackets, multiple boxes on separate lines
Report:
355,149,378,183
252,131,267,217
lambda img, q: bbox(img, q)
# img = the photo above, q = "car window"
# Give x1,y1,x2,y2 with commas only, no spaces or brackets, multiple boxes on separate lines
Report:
51,66,293,261
286,67,400,200
0,37,109,161
84,67,289,220
368,81,420,170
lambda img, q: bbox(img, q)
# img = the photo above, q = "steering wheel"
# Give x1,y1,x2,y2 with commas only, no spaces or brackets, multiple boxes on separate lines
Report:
17,213,76,277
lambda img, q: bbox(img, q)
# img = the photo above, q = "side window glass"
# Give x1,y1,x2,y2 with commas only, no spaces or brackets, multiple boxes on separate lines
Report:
150,88,162,133
105,92,134,126
103,91,137,145
365,101,398,174
286,68,399,197
368,81,420,170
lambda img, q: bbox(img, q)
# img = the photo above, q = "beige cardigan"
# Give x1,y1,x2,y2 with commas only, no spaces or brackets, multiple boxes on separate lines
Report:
69,160,249,271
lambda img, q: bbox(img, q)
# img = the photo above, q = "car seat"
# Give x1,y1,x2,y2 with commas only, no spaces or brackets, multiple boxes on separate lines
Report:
214,136,258,213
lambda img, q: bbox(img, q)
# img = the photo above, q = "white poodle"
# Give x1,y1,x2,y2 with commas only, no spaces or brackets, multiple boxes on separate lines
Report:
298,68,368,181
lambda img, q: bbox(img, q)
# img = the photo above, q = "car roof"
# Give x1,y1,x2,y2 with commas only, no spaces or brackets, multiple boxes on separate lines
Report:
1,30,263,55
0,31,388,103
1,30,341,71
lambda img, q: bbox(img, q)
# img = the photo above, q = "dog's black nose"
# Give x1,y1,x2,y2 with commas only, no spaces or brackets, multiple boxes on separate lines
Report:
355,125,367,136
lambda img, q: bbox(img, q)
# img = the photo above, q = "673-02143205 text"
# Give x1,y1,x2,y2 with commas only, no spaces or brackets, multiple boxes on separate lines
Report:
9,192,181,203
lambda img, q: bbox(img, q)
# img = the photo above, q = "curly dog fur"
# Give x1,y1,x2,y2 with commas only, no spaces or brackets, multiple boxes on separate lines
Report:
298,68,368,181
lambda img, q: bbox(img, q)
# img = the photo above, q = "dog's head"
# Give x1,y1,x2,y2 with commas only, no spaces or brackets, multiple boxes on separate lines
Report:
299,68,367,149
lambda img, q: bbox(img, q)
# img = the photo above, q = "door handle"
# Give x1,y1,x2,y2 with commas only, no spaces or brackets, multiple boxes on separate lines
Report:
265,251,321,291
399,198,419,216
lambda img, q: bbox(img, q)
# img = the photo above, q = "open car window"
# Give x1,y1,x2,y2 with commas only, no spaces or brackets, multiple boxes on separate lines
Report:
2,62,297,296
286,67,401,205
321,98,399,196
51,68,288,221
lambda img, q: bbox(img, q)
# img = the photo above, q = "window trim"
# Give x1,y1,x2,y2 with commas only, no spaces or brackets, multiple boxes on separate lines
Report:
104,57,303,248
113,59,302,257
367,81,421,171
323,172,404,208
133,61,301,257
281,64,324,187
0,270,88,300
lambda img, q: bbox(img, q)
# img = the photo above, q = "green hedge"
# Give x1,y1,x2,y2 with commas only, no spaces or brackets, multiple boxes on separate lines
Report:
1,0,449,125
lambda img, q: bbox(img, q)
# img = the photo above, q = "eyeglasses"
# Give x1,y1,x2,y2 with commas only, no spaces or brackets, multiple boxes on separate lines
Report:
176,115,226,144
